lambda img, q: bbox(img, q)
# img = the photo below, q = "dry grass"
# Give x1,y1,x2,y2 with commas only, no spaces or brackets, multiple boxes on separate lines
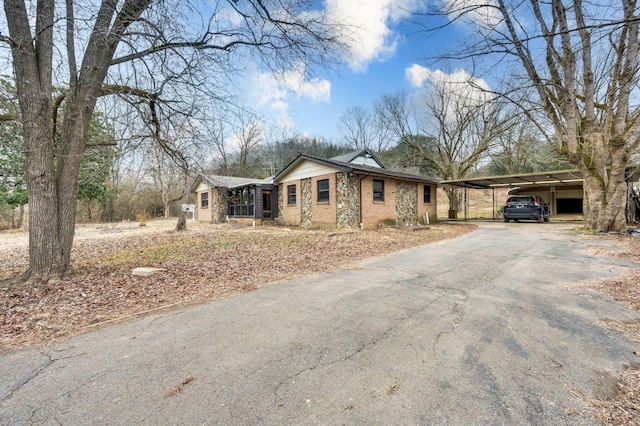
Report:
0,220,476,352
574,231,640,425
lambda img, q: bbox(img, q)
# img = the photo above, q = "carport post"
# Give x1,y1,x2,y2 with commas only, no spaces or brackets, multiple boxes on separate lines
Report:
464,186,469,221
492,188,495,220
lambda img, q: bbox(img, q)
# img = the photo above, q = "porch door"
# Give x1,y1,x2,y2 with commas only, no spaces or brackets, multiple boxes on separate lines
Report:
262,191,272,219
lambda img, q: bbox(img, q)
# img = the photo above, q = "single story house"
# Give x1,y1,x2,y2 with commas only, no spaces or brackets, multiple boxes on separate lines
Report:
191,149,438,229
273,150,438,229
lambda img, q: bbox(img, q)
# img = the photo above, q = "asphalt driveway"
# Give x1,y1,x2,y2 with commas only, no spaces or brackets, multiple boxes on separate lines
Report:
1,222,639,425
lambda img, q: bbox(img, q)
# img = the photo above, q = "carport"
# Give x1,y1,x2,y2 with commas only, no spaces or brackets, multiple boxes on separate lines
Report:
441,167,640,221
441,169,586,220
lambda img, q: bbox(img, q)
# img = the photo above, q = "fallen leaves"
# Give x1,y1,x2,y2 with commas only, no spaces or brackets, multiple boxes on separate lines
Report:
572,231,640,425
164,375,195,399
0,221,476,352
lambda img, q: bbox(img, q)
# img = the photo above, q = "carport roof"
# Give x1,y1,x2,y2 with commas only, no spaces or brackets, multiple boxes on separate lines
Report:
440,169,585,189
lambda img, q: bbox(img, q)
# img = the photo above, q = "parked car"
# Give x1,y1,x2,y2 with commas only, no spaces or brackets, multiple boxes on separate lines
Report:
503,195,550,223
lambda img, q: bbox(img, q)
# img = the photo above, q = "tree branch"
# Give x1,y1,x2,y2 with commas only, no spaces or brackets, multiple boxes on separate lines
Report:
110,39,269,65
0,113,21,123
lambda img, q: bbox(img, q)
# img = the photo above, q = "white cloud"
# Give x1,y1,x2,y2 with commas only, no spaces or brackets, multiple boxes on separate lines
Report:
281,67,331,102
270,100,290,113
406,65,491,97
406,64,433,87
326,0,423,72
249,64,331,114
406,66,493,124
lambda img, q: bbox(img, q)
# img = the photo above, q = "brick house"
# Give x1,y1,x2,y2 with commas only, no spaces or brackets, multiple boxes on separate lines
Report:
191,149,438,228
273,149,438,229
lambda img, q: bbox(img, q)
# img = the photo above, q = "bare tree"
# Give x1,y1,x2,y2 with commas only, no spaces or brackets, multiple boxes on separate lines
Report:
425,0,640,231
0,0,346,285
146,143,191,218
232,111,265,177
377,84,506,211
488,116,571,175
339,105,391,153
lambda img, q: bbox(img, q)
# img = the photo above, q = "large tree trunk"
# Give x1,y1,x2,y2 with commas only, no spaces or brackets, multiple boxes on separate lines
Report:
578,134,629,232
24,110,64,282
3,0,151,285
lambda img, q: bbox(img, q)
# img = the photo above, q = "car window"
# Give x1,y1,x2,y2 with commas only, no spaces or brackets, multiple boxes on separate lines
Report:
507,196,533,203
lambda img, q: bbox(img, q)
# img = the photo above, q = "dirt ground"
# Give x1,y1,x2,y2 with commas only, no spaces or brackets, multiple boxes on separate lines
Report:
1,219,638,424
0,219,476,352
575,231,640,425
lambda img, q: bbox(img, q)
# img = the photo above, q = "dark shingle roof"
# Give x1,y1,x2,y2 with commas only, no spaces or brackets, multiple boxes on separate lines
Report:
273,154,438,184
329,148,384,168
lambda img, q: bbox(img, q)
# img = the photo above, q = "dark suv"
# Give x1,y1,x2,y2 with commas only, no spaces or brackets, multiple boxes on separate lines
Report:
503,195,550,223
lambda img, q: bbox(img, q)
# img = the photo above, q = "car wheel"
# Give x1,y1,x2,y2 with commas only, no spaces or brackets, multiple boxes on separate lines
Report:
504,218,509,222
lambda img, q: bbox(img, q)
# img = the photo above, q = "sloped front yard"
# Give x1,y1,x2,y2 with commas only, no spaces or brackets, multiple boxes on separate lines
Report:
0,221,476,352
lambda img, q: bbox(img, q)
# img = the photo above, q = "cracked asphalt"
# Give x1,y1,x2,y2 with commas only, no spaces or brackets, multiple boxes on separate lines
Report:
1,222,639,425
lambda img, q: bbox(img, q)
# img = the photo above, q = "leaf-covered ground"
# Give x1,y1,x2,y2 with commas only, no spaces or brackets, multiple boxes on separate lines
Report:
576,232,640,425
0,220,476,352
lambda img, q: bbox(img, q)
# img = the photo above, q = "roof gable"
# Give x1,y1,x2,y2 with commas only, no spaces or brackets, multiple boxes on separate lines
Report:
273,157,345,183
329,148,384,168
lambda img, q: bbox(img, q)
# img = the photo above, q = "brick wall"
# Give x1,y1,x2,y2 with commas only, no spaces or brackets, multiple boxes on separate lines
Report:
280,174,339,228
280,181,301,226
196,190,212,222
279,174,436,228
309,173,337,228
417,183,438,224
195,188,228,222
360,176,396,228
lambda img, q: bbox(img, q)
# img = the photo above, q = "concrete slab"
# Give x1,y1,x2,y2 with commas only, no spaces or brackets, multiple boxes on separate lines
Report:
131,267,166,277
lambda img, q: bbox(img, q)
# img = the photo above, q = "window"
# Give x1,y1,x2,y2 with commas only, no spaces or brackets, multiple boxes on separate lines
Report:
201,192,209,208
241,188,248,215
373,179,384,202
287,184,297,205
423,185,432,204
317,179,329,202
227,187,255,217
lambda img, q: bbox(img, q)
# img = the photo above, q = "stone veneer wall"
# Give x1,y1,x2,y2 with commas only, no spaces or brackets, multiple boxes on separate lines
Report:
300,178,312,228
395,181,418,225
211,187,228,223
336,172,359,228
276,184,284,224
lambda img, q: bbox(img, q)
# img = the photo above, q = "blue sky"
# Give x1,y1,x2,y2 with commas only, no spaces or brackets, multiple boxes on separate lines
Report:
240,0,480,144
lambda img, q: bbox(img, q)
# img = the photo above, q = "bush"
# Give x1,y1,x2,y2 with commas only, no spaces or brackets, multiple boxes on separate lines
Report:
136,211,151,226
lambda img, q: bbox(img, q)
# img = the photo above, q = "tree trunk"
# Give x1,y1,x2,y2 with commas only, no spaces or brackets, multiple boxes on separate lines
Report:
175,212,187,231
17,204,24,229
445,187,461,212
578,140,627,232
